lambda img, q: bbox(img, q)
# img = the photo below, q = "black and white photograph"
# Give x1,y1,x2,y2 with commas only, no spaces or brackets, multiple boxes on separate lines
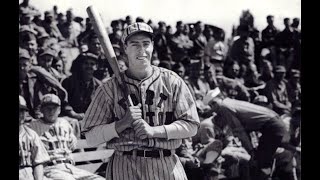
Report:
19,0,301,179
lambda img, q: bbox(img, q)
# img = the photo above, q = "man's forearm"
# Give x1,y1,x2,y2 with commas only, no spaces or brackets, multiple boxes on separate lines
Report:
163,120,198,140
85,122,119,146
33,164,43,180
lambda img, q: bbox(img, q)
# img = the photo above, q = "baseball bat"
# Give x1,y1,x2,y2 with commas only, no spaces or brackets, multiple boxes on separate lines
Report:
86,6,133,106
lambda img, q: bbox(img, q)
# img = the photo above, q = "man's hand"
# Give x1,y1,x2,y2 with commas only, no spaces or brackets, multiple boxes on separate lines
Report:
132,119,155,139
115,104,142,134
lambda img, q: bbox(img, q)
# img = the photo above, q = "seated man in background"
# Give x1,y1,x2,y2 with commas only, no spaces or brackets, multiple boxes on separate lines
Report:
19,95,50,180
264,65,291,115
28,94,104,180
62,52,102,120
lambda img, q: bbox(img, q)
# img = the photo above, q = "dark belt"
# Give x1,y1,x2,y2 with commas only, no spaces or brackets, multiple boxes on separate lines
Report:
123,149,172,158
47,159,72,166
19,165,32,169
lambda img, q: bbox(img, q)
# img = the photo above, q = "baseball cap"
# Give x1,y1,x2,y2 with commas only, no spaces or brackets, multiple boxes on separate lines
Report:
253,95,268,104
41,94,61,107
121,22,153,44
19,48,31,59
19,95,29,111
274,65,286,73
19,25,38,35
39,48,57,57
80,52,99,62
203,87,221,106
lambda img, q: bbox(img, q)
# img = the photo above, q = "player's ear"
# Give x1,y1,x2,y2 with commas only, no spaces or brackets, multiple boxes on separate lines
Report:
123,43,128,52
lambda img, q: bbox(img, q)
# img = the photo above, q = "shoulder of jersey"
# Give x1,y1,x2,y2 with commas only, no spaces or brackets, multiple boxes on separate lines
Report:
23,124,39,138
158,67,182,81
56,117,73,126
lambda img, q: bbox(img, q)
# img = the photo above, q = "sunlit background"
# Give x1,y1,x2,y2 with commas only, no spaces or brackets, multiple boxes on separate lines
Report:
20,0,301,38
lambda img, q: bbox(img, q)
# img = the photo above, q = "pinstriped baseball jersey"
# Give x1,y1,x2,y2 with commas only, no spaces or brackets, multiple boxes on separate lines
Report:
19,125,50,180
28,117,77,162
82,66,199,151
19,125,50,167
106,153,187,180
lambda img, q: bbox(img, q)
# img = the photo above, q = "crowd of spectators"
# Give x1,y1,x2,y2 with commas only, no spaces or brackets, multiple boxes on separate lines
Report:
19,0,301,179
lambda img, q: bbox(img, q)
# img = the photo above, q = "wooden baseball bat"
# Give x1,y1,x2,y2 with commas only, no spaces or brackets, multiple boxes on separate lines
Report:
86,6,133,106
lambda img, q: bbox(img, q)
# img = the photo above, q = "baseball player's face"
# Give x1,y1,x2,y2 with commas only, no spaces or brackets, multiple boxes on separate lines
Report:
41,104,61,123
124,33,153,69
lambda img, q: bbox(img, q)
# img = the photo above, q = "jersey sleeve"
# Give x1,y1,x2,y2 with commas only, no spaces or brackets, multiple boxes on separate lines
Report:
163,77,200,140
31,131,50,166
81,85,114,131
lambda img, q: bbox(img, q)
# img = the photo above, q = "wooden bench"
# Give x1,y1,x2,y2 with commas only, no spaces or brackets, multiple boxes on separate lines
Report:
72,139,114,174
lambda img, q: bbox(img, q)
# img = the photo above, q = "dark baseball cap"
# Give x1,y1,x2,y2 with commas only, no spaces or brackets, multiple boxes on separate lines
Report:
121,22,153,44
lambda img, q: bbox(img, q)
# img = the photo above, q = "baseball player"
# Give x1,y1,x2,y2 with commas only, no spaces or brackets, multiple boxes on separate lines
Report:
19,95,50,180
81,22,200,180
28,94,104,180
203,87,287,180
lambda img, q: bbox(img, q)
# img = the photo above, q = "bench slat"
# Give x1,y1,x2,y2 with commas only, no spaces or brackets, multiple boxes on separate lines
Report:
73,150,114,162
76,163,104,173
76,139,106,149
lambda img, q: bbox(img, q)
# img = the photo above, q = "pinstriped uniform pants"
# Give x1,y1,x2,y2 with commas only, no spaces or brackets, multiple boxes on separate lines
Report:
106,152,188,180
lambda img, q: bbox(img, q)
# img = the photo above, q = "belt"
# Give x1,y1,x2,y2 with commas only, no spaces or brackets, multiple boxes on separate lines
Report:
47,159,72,166
19,165,32,169
122,149,172,158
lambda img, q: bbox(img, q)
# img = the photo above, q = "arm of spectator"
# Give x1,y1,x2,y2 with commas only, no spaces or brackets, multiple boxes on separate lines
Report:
170,37,185,50
217,108,254,153
235,83,251,101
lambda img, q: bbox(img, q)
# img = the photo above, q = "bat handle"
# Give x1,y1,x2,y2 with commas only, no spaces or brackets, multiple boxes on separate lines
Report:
128,95,134,106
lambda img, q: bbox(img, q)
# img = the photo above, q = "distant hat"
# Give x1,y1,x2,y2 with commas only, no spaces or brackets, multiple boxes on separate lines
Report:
39,48,57,57
19,26,38,35
81,52,99,62
274,65,286,73
41,94,61,107
19,95,28,110
44,11,54,17
122,22,153,44
20,8,35,17
20,32,37,42
291,69,300,78
19,48,31,59
253,95,268,104
203,87,221,106
260,48,271,57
